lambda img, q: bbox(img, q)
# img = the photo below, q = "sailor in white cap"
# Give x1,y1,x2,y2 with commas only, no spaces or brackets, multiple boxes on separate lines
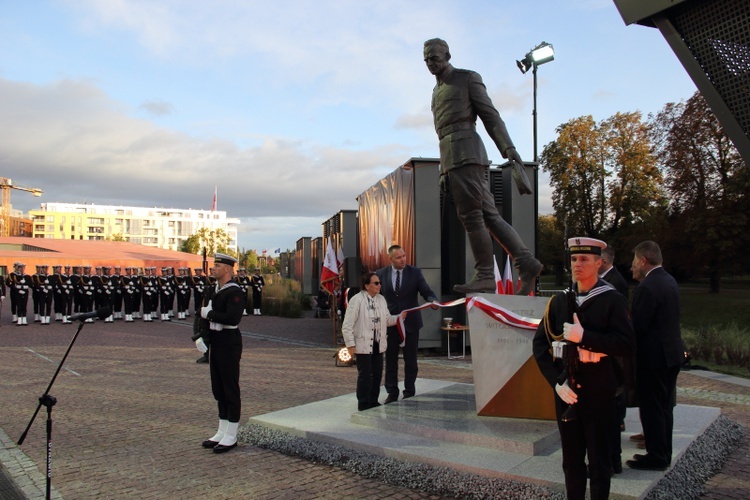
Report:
198,253,245,453
533,237,635,499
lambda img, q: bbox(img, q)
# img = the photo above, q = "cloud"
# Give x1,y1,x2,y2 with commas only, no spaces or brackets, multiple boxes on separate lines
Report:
140,100,175,116
0,76,407,226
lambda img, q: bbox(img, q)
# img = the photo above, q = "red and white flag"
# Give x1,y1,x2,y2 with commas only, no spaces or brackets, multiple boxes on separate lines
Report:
336,245,345,269
493,256,504,294
321,240,339,293
211,186,217,211
502,255,515,295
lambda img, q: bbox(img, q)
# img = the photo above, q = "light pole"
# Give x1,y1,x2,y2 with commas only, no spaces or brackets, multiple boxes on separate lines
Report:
517,41,554,294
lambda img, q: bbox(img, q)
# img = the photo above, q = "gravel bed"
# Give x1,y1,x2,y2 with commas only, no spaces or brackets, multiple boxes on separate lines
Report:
238,415,743,500
644,415,744,499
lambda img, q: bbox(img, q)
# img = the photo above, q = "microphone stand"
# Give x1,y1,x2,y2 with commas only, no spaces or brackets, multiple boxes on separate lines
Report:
18,320,88,500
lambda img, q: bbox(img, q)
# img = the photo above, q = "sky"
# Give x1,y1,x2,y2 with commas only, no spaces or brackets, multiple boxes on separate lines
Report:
0,0,698,254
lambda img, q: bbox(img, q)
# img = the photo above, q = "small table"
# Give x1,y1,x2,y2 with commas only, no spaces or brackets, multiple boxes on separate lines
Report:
441,325,469,359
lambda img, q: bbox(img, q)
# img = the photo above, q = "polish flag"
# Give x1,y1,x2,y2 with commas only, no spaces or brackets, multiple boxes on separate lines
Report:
321,240,339,293
336,245,345,269
493,256,504,294
502,255,515,295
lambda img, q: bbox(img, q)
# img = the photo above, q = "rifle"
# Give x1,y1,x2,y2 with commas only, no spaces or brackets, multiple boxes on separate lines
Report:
558,225,579,422
191,283,216,344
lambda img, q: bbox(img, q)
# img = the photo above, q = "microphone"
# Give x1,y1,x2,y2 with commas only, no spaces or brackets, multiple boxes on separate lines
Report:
69,307,112,322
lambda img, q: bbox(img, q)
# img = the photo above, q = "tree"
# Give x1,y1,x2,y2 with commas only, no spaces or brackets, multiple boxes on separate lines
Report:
601,112,664,232
650,92,749,292
238,249,259,271
180,228,233,257
541,113,664,259
109,233,125,242
542,115,607,237
537,214,566,287
180,233,201,254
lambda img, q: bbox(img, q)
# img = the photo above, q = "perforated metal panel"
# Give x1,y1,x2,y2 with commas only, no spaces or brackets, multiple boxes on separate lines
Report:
670,0,750,138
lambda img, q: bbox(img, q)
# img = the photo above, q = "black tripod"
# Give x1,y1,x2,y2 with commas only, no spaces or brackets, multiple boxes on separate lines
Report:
18,311,102,500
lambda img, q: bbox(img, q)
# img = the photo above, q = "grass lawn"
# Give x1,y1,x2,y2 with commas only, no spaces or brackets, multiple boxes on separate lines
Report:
679,278,750,329
541,274,750,329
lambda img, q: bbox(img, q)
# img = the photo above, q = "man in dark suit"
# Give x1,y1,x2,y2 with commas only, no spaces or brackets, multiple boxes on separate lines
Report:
600,244,633,474
376,245,438,403
627,240,684,471
600,247,628,298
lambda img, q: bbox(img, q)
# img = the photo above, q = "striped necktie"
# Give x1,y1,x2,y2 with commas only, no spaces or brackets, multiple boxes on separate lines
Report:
395,270,401,296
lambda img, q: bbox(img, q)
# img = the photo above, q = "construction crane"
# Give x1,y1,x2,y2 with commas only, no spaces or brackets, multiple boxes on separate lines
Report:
1,177,43,237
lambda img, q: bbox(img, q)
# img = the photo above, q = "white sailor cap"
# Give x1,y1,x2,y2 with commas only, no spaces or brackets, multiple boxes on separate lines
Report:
214,253,238,267
568,237,607,255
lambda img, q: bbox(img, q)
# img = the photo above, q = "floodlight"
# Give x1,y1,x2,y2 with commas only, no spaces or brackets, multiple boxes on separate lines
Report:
516,56,532,74
529,42,555,65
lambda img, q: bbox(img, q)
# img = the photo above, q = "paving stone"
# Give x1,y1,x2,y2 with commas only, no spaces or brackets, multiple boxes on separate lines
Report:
0,308,747,498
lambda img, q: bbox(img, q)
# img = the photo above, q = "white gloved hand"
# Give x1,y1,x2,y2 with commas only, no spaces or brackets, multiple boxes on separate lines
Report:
555,381,578,405
200,300,213,319
195,338,208,353
563,313,584,343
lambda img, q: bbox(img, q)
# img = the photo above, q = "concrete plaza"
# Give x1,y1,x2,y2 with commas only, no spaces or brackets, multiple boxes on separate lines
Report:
0,304,748,499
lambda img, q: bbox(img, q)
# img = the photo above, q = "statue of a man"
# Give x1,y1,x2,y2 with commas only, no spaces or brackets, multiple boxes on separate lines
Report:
425,37,543,295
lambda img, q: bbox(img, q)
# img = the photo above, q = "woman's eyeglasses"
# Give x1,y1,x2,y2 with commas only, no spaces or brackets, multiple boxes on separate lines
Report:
369,281,381,285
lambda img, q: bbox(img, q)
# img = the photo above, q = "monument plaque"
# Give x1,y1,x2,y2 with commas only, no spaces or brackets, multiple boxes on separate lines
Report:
468,293,555,420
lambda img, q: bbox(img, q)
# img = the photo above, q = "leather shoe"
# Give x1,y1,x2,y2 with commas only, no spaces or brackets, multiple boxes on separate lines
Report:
632,454,647,461
383,394,398,404
629,433,645,441
637,440,646,449
626,457,668,471
213,442,237,453
202,439,219,449
196,355,208,364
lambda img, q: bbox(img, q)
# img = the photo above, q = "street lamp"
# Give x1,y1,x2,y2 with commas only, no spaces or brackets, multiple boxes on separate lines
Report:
516,41,555,162
517,41,554,294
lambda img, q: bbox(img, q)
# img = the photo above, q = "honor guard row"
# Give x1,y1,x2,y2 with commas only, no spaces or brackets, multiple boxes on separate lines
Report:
0,263,259,326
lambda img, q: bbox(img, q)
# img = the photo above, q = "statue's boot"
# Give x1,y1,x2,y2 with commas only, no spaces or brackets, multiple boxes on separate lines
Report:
453,230,497,294
486,218,544,296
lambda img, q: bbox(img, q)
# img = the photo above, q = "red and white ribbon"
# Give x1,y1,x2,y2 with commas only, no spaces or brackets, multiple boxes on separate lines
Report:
395,298,467,346
466,296,540,331
394,296,540,346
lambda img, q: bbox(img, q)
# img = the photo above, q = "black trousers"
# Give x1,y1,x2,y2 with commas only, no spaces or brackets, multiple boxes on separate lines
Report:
385,327,419,398
209,329,243,422
15,290,29,316
637,364,680,465
555,369,615,500
355,340,383,410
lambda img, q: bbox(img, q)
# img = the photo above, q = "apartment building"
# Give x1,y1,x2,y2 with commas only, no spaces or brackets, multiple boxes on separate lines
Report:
30,203,239,253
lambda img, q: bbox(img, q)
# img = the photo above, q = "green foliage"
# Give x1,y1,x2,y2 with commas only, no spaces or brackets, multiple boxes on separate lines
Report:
109,233,125,242
239,249,259,271
541,91,750,292
682,323,750,374
260,278,311,318
537,214,566,286
181,228,233,257
180,233,201,254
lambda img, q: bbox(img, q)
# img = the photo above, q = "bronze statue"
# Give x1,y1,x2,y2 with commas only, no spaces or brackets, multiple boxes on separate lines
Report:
425,37,543,295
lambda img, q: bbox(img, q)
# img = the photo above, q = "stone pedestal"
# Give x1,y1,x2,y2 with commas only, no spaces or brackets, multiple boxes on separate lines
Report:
468,293,556,420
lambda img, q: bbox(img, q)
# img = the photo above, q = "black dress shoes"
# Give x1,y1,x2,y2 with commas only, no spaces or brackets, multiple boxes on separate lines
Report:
202,439,218,449
213,442,237,453
626,456,669,471
383,394,398,404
